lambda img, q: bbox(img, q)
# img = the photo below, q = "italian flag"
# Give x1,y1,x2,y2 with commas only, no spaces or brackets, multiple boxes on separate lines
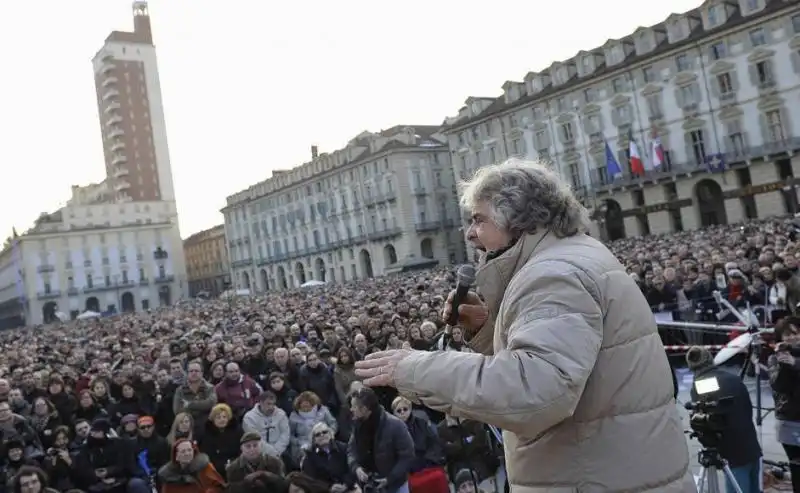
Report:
629,129,645,176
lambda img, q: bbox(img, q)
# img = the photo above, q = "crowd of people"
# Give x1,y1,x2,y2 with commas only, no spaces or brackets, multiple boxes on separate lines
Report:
0,215,799,493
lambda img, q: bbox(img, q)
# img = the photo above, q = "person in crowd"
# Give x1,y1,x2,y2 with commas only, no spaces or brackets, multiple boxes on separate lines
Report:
198,403,242,480
355,159,693,492
226,470,287,493
173,362,217,435
74,389,109,424
157,438,225,493
0,439,39,492
297,352,337,413
167,413,195,447
0,401,43,459
288,392,336,466
214,363,261,421
347,387,413,493
8,389,31,418
28,398,61,450
42,426,77,492
687,346,762,493
225,432,284,485
769,316,800,493
268,373,298,417
7,465,60,493
73,418,150,493
135,416,170,480
301,422,355,493
242,391,290,459
390,397,443,473
436,416,500,484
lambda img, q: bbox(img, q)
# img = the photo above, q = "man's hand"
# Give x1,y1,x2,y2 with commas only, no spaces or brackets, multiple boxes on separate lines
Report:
355,350,411,387
331,484,347,493
442,290,488,335
776,351,796,366
58,450,72,466
356,467,369,483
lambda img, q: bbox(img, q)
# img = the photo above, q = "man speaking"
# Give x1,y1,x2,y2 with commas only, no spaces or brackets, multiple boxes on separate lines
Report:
355,159,694,492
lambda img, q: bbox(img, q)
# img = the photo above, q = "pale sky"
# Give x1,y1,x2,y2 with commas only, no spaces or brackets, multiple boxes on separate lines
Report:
0,0,701,240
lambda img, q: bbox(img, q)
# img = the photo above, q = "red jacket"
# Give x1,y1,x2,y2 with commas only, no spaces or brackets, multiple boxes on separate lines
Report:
214,376,260,415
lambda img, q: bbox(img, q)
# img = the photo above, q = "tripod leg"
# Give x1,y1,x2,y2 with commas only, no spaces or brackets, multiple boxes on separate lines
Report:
698,467,707,493
707,466,719,493
721,465,744,493
739,345,753,380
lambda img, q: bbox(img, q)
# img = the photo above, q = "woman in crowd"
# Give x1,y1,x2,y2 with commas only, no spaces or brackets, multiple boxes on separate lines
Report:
158,438,226,493
769,316,800,492
74,389,108,424
168,412,196,447
29,398,61,449
391,397,444,473
300,422,354,492
199,404,243,480
288,392,337,465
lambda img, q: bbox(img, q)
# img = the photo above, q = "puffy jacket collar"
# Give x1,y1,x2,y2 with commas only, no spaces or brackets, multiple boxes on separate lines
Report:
469,230,553,354
159,453,210,483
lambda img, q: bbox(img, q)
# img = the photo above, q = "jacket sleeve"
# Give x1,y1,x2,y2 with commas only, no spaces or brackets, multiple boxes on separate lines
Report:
386,419,415,488
275,411,290,456
172,388,185,415
346,430,361,474
187,384,218,413
768,355,800,394
241,410,258,436
394,260,603,437
322,407,338,434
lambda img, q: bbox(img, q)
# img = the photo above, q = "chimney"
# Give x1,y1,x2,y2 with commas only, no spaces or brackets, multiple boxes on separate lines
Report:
311,145,319,160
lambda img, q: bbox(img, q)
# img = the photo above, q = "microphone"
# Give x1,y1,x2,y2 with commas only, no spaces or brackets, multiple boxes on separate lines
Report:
442,264,476,349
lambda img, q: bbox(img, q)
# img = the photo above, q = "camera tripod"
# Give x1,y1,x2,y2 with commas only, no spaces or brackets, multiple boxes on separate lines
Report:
696,448,743,493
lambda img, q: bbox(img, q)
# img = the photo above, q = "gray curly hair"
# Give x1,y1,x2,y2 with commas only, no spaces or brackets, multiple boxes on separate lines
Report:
459,158,590,238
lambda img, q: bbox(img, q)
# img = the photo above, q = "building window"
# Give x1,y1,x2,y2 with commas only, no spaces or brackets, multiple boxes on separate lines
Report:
646,95,663,118
755,61,774,86
534,130,547,150
642,66,655,83
746,0,759,12
560,122,574,142
690,130,707,165
717,73,733,96
122,270,128,283
676,54,691,72
86,275,93,289
726,121,746,156
611,77,625,94
44,282,51,294
581,56,592,74
587,115,601,134
583,87,596,103
793,14,800,34
766,110,786,143
139,268,146,281
569,163,581,189
680,85,697,107
710,42,726,60
707,5,719,26
750,28,766,47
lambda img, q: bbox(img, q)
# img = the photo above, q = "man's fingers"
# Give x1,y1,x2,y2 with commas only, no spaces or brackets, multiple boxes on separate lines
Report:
363,350,392,361
446,290,455,302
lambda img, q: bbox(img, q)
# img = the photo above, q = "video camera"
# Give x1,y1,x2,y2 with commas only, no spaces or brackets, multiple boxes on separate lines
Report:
684,376,733,449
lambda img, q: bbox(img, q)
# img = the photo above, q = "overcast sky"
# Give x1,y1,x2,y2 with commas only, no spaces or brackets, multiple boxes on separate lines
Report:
0,0,701,240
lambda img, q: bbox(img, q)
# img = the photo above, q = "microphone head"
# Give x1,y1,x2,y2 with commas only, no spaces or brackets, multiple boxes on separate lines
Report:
456,264,476,285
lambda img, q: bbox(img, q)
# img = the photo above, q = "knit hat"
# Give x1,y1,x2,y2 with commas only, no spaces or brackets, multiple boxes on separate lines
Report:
137,416,155,427
686,346,713,371
241,432,261,445
454,469,476,489
121,414,139,426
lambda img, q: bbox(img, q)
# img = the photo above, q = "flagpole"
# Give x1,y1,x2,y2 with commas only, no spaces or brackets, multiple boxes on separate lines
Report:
626,71,652,167
573,104,598,213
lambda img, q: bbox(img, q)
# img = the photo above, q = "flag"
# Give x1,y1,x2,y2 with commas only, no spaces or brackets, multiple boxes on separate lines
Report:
706,153,726,173
629,129,645,176
650,129,664,170
605,141,622,182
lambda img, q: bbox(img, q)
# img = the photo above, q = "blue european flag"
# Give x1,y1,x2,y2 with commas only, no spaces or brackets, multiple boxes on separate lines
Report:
605,141,622,181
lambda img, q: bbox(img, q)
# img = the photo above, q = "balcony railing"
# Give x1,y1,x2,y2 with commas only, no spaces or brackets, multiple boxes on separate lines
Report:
101,76,118,88
154,275,175,284
101,88,119,101
67,287,79,296
110,140,125,152
111,154,127,165
36,264,55,273
108,127,124,139
415,221,442,233
113,167,129,179
37,290,61,301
